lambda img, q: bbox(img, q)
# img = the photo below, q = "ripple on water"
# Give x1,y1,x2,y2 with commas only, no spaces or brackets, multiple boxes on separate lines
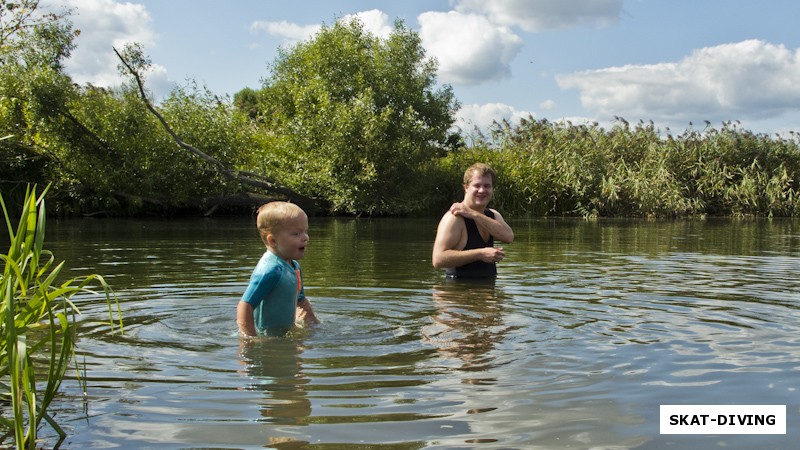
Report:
38,218,800,449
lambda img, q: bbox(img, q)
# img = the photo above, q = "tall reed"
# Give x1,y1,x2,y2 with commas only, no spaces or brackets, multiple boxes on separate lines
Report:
0,186,122,449
444,118,800,218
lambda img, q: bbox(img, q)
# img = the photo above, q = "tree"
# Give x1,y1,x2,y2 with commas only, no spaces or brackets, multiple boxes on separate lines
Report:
0,0,74,59
256,18,459,214
0,0,78,206
114,44,320,214
233,87,260,120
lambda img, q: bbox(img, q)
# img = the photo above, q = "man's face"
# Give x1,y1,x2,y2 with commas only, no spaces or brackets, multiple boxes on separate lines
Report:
463,172,494,209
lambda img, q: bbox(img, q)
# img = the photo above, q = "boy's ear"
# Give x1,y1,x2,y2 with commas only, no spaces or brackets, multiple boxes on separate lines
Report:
266,233,276,247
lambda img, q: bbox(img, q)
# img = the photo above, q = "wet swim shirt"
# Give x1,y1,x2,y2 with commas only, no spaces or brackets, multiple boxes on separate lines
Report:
242,250,305,335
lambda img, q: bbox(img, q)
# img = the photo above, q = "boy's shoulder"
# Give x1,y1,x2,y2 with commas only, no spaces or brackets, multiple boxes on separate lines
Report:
258,251,300,270
253,251,281,272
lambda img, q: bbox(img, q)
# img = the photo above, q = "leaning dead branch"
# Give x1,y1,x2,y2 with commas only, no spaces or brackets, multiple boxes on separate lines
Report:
113,47,320,214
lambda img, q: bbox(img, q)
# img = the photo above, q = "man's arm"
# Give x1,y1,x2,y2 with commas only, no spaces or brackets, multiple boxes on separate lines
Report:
432,211,505,269
450,203,514,243
236,300,258,337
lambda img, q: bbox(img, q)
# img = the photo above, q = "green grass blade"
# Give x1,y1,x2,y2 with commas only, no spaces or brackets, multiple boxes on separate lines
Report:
1,185,123,448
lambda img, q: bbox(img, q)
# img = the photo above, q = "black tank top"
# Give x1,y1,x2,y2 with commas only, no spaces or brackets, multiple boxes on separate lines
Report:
446,209,497,278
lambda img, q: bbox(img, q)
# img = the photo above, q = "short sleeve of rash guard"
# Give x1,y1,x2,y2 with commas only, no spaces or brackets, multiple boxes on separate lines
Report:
242,264,281,307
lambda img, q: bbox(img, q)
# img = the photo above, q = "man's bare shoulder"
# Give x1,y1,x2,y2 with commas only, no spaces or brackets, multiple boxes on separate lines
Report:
435,210,467,248
437,209,464,230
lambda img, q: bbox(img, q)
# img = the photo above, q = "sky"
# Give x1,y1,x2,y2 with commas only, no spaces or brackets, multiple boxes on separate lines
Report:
45,0,800,136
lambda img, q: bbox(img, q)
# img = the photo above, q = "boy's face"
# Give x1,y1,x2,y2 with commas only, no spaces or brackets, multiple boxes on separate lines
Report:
463,171,494,210
268,213,309,262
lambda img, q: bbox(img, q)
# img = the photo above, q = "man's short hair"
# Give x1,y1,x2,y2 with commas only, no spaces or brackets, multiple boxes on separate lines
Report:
463,162,496,185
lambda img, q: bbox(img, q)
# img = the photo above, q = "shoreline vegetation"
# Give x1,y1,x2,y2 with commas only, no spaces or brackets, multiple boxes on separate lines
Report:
2,6,798,219
1,186,122,449
7,114,798,220
469,118,799,219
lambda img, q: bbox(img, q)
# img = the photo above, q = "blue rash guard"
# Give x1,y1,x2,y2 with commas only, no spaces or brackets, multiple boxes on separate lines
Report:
446,209,498,279
242,250,306,335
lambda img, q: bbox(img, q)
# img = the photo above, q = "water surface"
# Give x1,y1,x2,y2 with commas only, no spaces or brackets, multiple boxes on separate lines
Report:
32,217,800,448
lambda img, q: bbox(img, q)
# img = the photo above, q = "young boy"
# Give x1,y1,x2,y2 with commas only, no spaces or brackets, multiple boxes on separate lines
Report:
237,202,319,337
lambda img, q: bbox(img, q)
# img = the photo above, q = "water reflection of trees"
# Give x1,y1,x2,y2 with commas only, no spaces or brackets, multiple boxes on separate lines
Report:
422,280,510,380
510,217,800,261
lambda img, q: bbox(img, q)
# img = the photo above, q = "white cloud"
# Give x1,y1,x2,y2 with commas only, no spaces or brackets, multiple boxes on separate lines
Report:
249,20,321,44
455,103,533,134
418,11,522,85
453,0,622,32
343,9,393,39
52,0,166,90
254,9,525,86
556,39,800,125
250,9,392,45
539,99,557,110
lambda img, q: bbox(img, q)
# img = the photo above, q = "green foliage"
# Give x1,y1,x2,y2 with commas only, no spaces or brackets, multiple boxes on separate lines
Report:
444,118,800,218
0,186,122,448
0,0,77,70
73,80,256,210
0,1,78,211
3,43,258,215
255,17,458,214
233,87,260,120
1,14,258,216
1,5,798,218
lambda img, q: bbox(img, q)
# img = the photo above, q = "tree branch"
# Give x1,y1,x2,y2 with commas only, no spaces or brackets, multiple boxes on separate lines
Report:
113,47,320,213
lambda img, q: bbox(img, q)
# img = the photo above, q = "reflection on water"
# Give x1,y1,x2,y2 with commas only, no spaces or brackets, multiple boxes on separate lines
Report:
239,337,312,447
423,280,510,376
13,217,800,449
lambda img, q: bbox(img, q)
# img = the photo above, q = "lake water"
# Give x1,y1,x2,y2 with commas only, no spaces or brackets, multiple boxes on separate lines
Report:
31,217,800,449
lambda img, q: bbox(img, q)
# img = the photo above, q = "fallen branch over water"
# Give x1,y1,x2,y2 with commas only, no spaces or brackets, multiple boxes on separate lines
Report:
114,46,320,214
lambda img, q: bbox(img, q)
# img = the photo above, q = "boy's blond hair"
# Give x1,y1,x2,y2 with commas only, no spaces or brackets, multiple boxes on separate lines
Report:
256,202,306,246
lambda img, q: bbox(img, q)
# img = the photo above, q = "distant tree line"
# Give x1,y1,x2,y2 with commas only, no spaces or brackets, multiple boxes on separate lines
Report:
2,2,798,218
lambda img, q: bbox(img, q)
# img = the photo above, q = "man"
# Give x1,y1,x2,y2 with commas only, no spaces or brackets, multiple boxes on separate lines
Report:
432,163,514,278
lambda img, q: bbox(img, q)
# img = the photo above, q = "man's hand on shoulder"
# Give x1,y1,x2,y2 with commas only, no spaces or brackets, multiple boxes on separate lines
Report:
449,202,477,219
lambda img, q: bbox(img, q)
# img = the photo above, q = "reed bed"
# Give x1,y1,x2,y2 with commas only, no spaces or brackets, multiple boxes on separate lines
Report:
447,119,800,218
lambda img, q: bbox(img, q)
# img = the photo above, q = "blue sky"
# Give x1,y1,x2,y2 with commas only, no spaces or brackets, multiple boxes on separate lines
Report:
50,0,800,136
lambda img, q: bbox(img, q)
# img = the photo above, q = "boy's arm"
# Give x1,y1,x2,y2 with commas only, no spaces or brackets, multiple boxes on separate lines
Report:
236,300,258,337
296,298,320,326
